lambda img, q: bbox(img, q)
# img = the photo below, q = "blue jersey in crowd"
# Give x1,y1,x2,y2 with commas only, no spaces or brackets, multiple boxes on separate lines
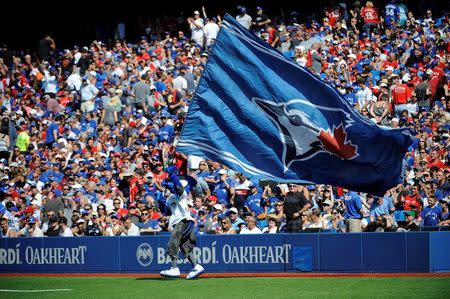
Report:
385,2,400,25
370,197,394,218
45,122,59,144
343,191,362,219
420,205,442,226
245,192,264,216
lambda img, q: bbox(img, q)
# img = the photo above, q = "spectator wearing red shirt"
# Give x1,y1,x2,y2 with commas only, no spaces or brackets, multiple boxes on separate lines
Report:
382,52,399,69
391,78,412,118
324,6,340,28
137,48,150,61
402,185,422,211
152,161,168,183
266,24,279,47
428,67,445,98
361,1,379,37
427,148,445,170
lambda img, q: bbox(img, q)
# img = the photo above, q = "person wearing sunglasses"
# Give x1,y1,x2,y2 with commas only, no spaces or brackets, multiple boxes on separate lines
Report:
326,209,346,233
138,207,161,235
283,183,311,233
217,216,236,235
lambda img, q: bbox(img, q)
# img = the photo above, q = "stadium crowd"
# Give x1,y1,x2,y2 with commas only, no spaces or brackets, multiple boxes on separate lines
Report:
0,1,449,237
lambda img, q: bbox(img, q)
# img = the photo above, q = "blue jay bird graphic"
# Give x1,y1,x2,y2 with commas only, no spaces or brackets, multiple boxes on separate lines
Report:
252,97,358,172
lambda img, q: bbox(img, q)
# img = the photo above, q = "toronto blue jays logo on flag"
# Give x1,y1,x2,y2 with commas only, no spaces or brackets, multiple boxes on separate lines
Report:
176,14,414,195
252,97,358,171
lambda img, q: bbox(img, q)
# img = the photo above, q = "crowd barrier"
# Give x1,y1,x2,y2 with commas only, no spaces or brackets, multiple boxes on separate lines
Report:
1,232,449,273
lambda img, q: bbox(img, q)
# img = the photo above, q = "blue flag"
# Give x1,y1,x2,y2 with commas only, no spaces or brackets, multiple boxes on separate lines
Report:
177,14,414,195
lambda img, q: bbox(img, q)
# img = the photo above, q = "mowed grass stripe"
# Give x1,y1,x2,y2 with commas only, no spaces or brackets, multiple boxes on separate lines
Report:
0,277,449,299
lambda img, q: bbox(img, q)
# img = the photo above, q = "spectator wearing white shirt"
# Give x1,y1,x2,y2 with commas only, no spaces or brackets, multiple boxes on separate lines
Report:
73,46,81,64
172,67,188,94
203,17,220,46
302,209,328,230
111,63,124,79
80,76,99,113
188,11,204,46
120,214,140,236
66,67,82,91
58,216,74,236
239,216,262,234
236,7,252,29
43,68,58,95
295,45,307,67
261,216,278,233
356,77,374,111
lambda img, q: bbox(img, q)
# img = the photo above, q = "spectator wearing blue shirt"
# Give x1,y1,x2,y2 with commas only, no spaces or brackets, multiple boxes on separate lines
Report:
81,112,98,134
95,68,108,89
138,207,161,235
261,184,284,214
244,182,266,227
384,0,400,26
370,196,393,218
369,195,397,230
419,196,442,227
228,207,245,231
194,160,211,179
48,163,64,183
213,169,235,207
158,113,174,142
326,209,346,232
342,189,363,232
438,198,450,225
146,130,159,148
142,172,159,197
45,115,62,148
343,86,357,107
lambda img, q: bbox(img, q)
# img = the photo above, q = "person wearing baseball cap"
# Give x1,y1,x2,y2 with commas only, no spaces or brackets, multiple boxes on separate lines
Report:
397,211,419,231
18,217,44,237
236,6,252,29
188,10,205,48
228,207,245,231
252,6,271,32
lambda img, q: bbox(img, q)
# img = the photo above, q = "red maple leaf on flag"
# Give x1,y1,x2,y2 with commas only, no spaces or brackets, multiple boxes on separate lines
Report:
318,125,357,159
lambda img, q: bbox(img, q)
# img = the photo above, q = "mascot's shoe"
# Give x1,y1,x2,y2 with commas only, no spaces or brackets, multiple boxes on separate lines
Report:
186,264,205,280
160,267,180,278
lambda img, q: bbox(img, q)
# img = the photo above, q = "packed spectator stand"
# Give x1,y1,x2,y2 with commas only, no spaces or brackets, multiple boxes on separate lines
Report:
0,1,449,238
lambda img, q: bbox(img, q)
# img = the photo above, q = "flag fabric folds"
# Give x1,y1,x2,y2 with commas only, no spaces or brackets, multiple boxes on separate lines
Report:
176,14,414,195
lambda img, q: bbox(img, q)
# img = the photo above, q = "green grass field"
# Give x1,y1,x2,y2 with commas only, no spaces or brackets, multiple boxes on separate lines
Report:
0,277,449,299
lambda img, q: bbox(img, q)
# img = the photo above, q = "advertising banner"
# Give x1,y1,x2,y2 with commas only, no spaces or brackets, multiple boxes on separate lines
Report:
0,233,446,273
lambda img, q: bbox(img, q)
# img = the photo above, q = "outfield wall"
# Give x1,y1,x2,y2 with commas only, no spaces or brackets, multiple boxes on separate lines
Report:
1,232,449,273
